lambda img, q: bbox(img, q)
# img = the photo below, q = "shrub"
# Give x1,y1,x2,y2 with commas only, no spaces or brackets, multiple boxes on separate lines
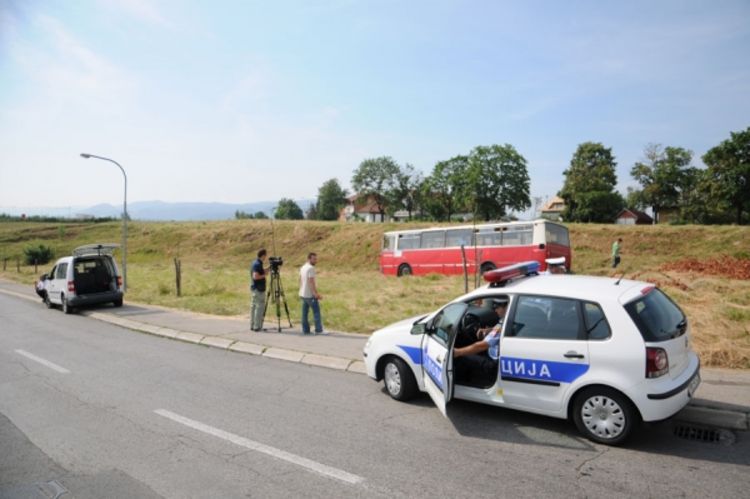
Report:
23,244,54,265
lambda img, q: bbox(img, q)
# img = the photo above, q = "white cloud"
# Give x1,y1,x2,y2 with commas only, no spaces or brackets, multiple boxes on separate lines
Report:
99,0,173,29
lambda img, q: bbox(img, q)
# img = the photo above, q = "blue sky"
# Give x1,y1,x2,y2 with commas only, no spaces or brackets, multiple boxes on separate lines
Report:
1,0,749,212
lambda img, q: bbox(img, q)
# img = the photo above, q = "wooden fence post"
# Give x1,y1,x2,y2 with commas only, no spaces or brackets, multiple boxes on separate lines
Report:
16,258,20,273
2,257,6,271
460,245,468,294
174,258,182,297
34,259,38,274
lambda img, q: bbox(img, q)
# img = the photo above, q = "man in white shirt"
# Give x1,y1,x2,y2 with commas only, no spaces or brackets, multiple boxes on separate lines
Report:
299,252,324,334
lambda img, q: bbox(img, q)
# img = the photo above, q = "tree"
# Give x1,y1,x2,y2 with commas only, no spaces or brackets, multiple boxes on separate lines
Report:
315,178,347,221
465,144,531,221
630,144,693,223
702,127,750,225
559,142,624,222
422,155,469,221
253,211,269,219
351,157,401,221
274,198,304,220
389,164,424,220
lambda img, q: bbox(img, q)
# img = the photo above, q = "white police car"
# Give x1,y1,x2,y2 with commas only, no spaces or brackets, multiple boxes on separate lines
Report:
363,262,701,445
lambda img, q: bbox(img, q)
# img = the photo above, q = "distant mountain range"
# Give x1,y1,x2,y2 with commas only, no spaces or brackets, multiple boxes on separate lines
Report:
0,200,315,221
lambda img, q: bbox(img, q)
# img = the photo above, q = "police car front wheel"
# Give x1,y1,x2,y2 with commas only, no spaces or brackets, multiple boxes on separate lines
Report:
573,387,638,445
383,357,417,401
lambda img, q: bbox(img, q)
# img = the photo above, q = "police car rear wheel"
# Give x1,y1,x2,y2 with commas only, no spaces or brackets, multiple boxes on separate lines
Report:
384,357,417,401
573,387,636,445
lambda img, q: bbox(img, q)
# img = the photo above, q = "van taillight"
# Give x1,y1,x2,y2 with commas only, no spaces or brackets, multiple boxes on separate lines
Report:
646,347,669,378
67,281,75,292
117,276,123,287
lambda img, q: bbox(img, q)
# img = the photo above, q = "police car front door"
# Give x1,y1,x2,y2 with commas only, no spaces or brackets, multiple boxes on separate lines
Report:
421,302,466,416
500,295,589,413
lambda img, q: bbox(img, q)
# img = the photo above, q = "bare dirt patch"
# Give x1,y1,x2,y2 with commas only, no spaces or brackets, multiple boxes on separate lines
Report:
660,257,750,280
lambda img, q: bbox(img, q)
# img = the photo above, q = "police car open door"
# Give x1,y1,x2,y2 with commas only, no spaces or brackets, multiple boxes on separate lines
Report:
421,302,466,416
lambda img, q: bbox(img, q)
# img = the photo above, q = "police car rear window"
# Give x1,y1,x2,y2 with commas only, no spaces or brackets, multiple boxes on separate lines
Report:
624,289,686,342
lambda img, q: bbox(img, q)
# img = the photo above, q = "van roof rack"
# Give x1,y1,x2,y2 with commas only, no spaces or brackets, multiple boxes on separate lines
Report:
73,244,120,257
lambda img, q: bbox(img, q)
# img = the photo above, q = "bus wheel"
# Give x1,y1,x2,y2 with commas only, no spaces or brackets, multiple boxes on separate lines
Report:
397,264,412,277
480,262,496,274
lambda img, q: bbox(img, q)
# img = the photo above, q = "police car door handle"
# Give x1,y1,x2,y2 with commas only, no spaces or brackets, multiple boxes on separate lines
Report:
436,354,444,364
564,351,584,359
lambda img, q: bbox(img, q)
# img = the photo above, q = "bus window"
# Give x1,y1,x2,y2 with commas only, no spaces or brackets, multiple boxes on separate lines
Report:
383,234,396,251
475,230,502,246
421,230,445,249
545,223,570,246
445,229,472,247
502,224,533,246
398,233,420,250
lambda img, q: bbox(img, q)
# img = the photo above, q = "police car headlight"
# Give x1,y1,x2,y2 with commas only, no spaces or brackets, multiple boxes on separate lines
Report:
364,337,373,351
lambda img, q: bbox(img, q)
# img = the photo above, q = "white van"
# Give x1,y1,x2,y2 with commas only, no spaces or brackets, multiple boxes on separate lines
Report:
40,244,124,314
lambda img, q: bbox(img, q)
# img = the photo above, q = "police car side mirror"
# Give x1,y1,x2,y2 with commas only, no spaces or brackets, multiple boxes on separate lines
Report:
410,323,426,335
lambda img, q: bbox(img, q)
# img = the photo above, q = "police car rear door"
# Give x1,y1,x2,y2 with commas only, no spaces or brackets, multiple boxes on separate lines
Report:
421,302,466,416
500,295,590,413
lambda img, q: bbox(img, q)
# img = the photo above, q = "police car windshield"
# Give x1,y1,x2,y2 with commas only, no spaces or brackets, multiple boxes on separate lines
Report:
624,289,686,342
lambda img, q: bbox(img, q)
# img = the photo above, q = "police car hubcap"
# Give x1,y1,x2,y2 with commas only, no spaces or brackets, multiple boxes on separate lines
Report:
384,363,401,395
581,395,626,439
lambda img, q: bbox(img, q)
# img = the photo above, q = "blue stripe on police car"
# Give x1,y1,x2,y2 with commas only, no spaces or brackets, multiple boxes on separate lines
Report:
500,356,589,383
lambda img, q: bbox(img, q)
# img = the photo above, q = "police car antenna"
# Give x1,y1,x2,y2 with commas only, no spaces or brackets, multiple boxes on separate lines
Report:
614,270,627,286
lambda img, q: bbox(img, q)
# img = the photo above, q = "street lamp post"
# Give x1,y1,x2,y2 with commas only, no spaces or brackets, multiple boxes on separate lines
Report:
80,153,128,292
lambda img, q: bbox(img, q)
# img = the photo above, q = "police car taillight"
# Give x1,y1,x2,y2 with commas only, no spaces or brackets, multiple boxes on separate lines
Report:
646,347,669,378
484,261,540,286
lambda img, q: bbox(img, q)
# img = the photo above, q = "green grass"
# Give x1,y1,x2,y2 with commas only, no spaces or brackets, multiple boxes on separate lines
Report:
1,219,748,368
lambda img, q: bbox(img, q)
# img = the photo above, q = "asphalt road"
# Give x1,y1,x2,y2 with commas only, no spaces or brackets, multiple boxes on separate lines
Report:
1,294,748,498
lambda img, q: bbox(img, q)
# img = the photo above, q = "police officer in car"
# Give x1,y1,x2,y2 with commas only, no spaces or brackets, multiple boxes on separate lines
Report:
453,298,508,386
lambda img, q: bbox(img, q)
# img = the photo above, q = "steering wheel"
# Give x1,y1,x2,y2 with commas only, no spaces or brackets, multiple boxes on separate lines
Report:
456,313,480,347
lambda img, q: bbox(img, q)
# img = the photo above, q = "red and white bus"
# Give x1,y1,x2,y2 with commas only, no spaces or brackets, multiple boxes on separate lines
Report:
380,219,571,276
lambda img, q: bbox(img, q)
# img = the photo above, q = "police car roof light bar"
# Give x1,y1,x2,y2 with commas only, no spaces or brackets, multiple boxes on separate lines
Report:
484,261,541,287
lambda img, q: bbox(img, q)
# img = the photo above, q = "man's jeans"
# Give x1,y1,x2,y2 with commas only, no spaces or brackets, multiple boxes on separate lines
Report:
301,297,323,333
251,289,266,330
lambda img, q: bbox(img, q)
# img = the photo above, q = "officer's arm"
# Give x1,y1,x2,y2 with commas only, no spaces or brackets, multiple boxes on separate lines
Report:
454,340,490,358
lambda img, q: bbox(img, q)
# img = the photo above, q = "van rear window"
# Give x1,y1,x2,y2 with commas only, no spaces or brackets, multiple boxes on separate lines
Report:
624,288,686,342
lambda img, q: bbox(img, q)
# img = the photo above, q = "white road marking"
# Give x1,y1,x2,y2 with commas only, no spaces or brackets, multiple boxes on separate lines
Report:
15,349,70,374
154,409,364,485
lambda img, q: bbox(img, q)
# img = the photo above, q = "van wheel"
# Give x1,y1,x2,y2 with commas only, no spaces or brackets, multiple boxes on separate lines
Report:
62,297,72,315
572,387,638,445
113,298,123,307
480,262,496,274
383,357,418,401
44,293,53,309
397,264,412,277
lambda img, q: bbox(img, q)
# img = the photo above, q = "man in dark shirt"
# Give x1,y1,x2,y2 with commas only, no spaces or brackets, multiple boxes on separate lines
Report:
250,249,269,331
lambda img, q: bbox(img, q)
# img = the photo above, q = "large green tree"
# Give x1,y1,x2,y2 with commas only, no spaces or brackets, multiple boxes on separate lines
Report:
422,155,469,221
465,144,531,221
630,144,693,223
315,178,347,221
351,156,400,221
388,164,424,220
560,142,624,222
702,127,750,225
274,198,304,220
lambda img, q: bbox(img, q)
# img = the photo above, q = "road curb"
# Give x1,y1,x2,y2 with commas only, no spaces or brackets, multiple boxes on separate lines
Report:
678,405,749,431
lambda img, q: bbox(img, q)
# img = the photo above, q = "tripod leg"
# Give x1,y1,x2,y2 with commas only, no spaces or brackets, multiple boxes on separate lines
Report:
276,276,293,327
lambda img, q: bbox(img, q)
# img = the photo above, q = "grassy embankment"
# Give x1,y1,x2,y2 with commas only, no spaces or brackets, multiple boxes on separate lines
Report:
0,220,748,368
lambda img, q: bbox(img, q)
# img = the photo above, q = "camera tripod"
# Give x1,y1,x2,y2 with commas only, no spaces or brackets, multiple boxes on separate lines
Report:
263,267,293,332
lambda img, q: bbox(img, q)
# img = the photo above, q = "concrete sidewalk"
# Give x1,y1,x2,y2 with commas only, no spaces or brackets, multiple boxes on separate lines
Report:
1,279,748,431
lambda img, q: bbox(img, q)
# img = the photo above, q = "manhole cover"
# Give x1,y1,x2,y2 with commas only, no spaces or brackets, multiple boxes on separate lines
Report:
673,424,736,445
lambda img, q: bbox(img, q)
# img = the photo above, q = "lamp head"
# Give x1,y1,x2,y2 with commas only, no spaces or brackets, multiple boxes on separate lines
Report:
80,153,91,158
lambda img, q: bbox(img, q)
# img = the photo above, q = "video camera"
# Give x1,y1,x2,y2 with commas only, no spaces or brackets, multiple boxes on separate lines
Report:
269,256,283,272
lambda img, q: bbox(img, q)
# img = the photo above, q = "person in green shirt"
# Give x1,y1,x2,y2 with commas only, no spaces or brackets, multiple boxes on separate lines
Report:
612,238,622,268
